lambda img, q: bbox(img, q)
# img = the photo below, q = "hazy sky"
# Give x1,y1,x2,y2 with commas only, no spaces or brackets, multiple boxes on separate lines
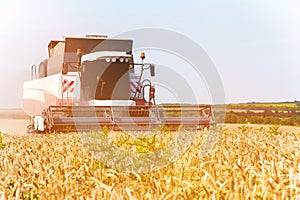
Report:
0,0,300,107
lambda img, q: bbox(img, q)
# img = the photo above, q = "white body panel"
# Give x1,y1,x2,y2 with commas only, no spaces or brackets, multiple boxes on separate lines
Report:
23,73,62,101
34,116,45,131
23,70,137,117
23,72,80,116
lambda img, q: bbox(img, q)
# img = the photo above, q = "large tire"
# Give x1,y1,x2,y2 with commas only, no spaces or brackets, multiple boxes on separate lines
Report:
26,124,36,134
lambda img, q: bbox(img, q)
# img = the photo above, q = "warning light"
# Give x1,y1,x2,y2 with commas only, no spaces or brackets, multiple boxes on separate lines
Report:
140,52,145,60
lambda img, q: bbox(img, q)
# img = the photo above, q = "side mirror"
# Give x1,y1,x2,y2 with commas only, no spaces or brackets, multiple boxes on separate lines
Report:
150,64,155,76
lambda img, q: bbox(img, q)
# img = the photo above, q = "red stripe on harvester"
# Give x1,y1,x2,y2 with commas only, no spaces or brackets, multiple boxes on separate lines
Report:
68,81,74,87
63,80,75,93
130,81,137,89
69,87,75,93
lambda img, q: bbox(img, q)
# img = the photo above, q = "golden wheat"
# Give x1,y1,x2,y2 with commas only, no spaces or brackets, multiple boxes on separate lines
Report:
0,126,300,199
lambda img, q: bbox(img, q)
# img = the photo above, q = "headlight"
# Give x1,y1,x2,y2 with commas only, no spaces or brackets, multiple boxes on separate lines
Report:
119,57,124,62
105,57,111,62
112,58,117,62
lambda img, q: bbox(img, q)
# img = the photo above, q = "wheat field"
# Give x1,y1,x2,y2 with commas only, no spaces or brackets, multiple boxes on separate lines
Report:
0,125,300,199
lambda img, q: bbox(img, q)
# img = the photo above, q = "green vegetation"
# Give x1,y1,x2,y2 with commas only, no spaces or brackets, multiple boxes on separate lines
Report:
216,101,300,126
115,132,167,153
0,131,7,148
267,125,282,135
226,101,300,110
223,111,300,126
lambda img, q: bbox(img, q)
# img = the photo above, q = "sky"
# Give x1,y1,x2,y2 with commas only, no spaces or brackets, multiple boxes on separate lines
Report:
0,0,300,107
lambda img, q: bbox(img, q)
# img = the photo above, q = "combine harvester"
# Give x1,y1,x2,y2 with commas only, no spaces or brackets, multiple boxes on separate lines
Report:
23,35,215,133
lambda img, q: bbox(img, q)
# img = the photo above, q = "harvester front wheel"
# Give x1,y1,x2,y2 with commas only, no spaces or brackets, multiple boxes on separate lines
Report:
26,124,36,134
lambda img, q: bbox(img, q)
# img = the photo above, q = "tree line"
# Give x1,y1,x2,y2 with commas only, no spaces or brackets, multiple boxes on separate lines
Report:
214,103,300,126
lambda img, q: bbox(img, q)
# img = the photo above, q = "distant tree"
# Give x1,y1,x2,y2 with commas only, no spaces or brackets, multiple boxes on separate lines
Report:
296,116,300,126
214,112,226,124
281,118,295,126
223,102,299,126
225,113,238,123
262,109,273,117
236,116,246,124
263,116,274,124
248,116,264,124
273,117,281,125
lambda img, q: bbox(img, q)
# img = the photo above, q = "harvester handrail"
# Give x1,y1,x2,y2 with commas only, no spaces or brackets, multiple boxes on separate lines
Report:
31,65,37,80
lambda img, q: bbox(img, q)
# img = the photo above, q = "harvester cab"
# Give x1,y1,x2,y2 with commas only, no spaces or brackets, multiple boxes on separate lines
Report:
23,35,215,133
